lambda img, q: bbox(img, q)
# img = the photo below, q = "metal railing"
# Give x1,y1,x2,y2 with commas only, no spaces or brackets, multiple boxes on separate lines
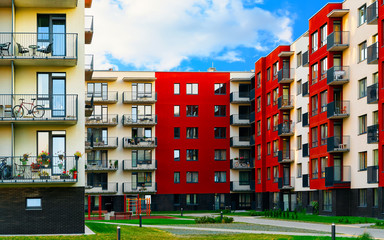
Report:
123,160,157,171
85,91,118,103
230,114,250,125
230,136,251,147
327,101,350,119
327,136,350,153
85,182,118,194
122,114,157,126
230,181,255,192
85,54,94,72
367,42,378,64
325,166,351,187
278,122,295,136
327,66,350,85
85,137,118,149
86,160,118,171
278,150,294,163
0,94,78,121
278,68,295,83
0,32,77,59
85,15,94,32
123,137,157,148
277,96,294,109
123,182,157,193
367,1,378,24
327,31,350,51
367,83,378,104
367,124,379,144
122,92,157,103
0,156,78,183
230,92,250,103
230,159,255,169
85,114,118,125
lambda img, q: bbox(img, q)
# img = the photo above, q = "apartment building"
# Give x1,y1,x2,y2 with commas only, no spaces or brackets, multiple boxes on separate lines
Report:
0,0,90,234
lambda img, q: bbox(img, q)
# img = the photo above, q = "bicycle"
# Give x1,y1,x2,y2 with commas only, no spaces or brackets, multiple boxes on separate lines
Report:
12,98,45,118
0,158,12,180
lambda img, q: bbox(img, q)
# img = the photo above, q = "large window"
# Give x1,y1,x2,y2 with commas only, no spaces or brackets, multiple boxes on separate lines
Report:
272,62,278,78
186,172,198,183
297,80,302,95
174,83,180,94
267,142,271,155
257,73,261,88
239,171,251,184
87,82,107,99
297,52,302,67
257,169,261,184
174,150,180,161
174,127,180,139
373,149,379,166
321,156,328,178
214,149,226,161
186,149,198,161
359,115,367,134
297,163,302,178
359,151,367,171
311,95,318,116
174,172,180,183
312,31,318,52
132,172,152,188
174,105,180,117
267,93,271,105
37,130,66,175
131,150,152,164
359,78,367,98
312,158,318,179
273,166,279,182
297,135,302,150
186,194,197,205
267,117,271,130
257,145,261,160
257,97,261,112
214,127,226,139
214,83,226,95
359,4,367,26
214,105,226,117
214,172,226,183
311,127,318,148
320,90,327,112
320,24,327,47
323,190,332,212
273,88,278,105
297,108,302,122
37,14,66,56
257,121,261,136
311,63,318,84
320,57,327,80
359,189,367,207
186,83,198,95
186,105,198,117
186,127,198,139
267,68,271,81
37,73,66,117
320,124,328,146
359,41,367,62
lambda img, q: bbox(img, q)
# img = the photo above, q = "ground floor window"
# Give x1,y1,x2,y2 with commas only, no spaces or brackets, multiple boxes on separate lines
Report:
256,193,262,209
359,189,367,207
214,193,225,210
273,192,279,209
323,190,332,212
174,194,180,206
239,193,251,208
373,189,378,208
186,194,198,205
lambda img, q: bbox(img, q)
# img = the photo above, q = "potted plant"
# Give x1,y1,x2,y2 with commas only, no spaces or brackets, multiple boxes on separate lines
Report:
58,151,65,160
60,171,70,179
109,159,112,168
74,151,82,161
114,160,118,169
39,170,50,179
31,162,41,170
20,153,30,165
58,160,64,170
234,157,239,160
38,151,50,166
15,174,24,180
69,167,77,179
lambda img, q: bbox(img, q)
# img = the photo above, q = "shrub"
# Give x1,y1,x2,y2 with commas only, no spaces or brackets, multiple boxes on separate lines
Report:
249,210,264,216
195,216,234,224
215,216,234,223
222,209,231,214
358,232,373,240
310,201,319,215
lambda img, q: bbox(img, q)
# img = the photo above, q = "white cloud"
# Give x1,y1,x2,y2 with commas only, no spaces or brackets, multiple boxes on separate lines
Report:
86,0,293,71
216,51,244,63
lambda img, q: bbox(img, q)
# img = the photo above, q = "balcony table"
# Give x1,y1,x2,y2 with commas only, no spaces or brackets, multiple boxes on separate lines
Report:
29,45,40,56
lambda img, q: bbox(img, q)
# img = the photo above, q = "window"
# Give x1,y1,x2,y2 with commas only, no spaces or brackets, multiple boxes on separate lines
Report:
257,73,261,88
273,139,279,156
374,188,378,207
214,127,226,139
373,149,379,166
239,171,250,184
297,52,302,67
320,90,327,112
359,41,367,62
257,145,261,160
174,194,180,205
359,189,367,207
320,57,327,80
297,80,302,95
186,194,197,205
186,172,198,183
272,62,278,78
320,24,327,47
311,63,318,84
297,163,302,178
174,150,180,161
186,105,198,116
87,82,107,99
273,114,279,131
359,152,367,171
267,92,271,105
267,142,271,155
174,83,180,94
373,72,379,84
321,157,328,178
257,121,261,136
174,127,180,139
257,97,261,112
311,127,318,148
320,124,328,145
297,108,302,122
186,83,198,95
311,95,318,116
174,106,180,117
186,127,198,139
214,171,226,183
273,88,278,105
312,31,318,52
267,117,271,130
359,78,367,98
312,158,318,179
186,150,198,161
267,67,271,81
26,198,42,210
215,149,226,161
297,135,302,150
359,115,367,134
257,169,261,184
267,167,271,180
273,166,279,182
373,111,379,125
174,172,180,183
323,190,332,211
214,105,226,117
214,83,226,95
359,4,367,26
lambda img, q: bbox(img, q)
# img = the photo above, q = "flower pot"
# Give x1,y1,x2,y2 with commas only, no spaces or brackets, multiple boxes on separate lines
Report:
73,172,77,180
58,163,63,169
44,164,49,168
59,154,64,160
22,161,27,165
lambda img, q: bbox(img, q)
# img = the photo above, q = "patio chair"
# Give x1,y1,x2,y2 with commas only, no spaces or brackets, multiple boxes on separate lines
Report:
0,42,11,56
37,42,53,55
16,43,29,55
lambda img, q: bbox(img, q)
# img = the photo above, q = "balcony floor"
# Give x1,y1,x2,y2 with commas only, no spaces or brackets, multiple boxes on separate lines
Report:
0,57,77,67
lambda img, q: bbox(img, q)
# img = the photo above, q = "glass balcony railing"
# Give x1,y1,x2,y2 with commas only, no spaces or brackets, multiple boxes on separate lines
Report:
327,31,349,51
85,182,118,194
230,92,250,104
85,91,118,103
278,150,294,163
85,54,94,81
367,166,378,184
327,136,350,153
123,160,157,171
230,136,251,148
367,124,379,144
85,15,94,44
302,82,309,97
327,66,349,85
230,181,255,192
325,166,351,187
367,83,378,104
230,114,250,125
123,137,157,149
278,177,294,189
85,137,118,150
327,101,350,119
302,51,309,67
277,96,294,110
123,182,157,193
367,1,378,25
278,122,295,136
367,42,378,64
278,68,295,83
86,160,118,171
122,92,157,103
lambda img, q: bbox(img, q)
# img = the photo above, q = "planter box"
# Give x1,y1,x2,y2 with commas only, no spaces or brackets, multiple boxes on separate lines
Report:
60,175,71,179
14,176,24,180
40,176,50,180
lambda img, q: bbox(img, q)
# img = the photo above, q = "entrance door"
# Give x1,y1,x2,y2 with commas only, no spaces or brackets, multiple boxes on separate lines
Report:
52,18,66,56
52,75,65,117
37,14,66,56
283,194,289,211
283,167,290,186
37,131,66,175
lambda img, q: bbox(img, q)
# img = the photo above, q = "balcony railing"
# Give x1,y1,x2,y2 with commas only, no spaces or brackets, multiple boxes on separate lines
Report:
0,33,78,66
250,112,255,123
278,177,294,190
327,101,350,119
230,159,255,169
123,137,157,149
302,82,309,97
86,160,118,171
367,166,378,184
327,136,350,153
230,181,255,192
302,143,309,157
367,1,378,25
123,160,157,171
230,114,250,125
277,96,294,110
250,135,255,146
85,137,118,150
122,114,157,126
367,42,378,64
250,88,255,101
278,122,295,136
85,182,118,194
85,114,118,126
327,66,349,85
85,15,94,44
278,68,295,83
122,92,157,103
85,92,118,103
325,166,351,187
367,124,379,144
302,51,309,67
230,136,251,148
0,156,78,184
230,92,250,104
123,182,157,193
302,112,309,127
278,150,294,163
0,94,77,123
85,54,94,81
327,31,350,51
367,83,378,104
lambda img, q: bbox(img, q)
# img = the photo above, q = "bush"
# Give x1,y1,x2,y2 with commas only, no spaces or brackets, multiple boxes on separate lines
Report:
222,209,231,214
358,232,373,240
195,216,234,224
310,201,319,215
249,210,264,216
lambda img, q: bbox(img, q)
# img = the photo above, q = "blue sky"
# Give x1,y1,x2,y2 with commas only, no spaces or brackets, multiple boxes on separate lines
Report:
86,0,339,72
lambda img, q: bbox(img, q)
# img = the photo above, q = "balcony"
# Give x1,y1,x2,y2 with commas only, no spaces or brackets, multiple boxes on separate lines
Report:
325,166,351,188
327,66,349,85
85,15,94,44
230,114,250,126
250,135,255,146
85,114,118,126
230,159,255,170
122,92,157,104
278,150,294,163
367,83,378,104
327,101,350,119
123,137,157,149
277,96,294,110
302,143,309,157
85,92,118,104
302,112,309,127
367,42,378,64
327,31,349,51
367,124,379,144
122,114,157,126
230,92,250,104
85,160,118,171
230,181,255,192
0,33,78,66
367,1,378,25
250,89,255,101
2,0,79,8
302,82,309,97
367,166,378,184
278,122,295,136
302,51,309,67
123,182,157,193
123,160,157,171
278,177,294,190
327,136,350,153
230,136,251,148
85,182,118,194
250,112,255,123
0,94,77,124
85,0,93,8
278,68,294,83
0,156,78,184
85,137,118,151
85,54,94,81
